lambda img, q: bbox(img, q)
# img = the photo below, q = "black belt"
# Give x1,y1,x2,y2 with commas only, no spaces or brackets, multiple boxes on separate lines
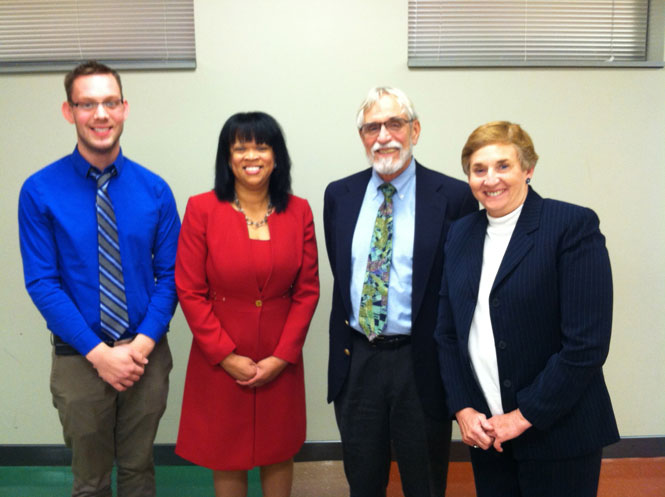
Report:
354,331,411,349
52,334,133,356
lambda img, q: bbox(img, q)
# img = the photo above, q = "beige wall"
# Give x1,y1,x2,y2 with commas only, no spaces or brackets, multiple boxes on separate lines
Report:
1,0,664,445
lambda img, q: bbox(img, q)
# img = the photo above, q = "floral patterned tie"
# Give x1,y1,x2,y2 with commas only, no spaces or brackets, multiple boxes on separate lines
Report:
359,183,396,340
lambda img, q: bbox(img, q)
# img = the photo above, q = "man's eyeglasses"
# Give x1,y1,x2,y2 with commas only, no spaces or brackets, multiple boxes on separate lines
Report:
360,117,413,137
70,100,124,112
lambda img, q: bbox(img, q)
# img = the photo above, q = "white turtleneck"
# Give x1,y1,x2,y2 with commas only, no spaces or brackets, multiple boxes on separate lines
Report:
468,204,523,416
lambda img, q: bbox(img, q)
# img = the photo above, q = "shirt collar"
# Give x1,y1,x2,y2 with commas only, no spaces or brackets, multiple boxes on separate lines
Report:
369,157,416,196
71,146,126,179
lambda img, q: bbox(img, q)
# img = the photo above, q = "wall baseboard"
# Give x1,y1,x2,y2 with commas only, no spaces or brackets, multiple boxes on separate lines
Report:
1,438,662,466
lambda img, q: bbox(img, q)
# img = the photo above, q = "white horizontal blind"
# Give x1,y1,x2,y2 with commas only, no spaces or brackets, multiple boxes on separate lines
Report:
408,0,650,67
0,0,195,72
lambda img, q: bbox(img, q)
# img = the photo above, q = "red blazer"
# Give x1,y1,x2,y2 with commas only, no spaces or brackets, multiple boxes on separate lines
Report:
175,191,319,470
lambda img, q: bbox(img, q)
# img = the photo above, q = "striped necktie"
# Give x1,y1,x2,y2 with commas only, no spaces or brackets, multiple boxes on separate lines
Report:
90,167,129,341
358,182,396,340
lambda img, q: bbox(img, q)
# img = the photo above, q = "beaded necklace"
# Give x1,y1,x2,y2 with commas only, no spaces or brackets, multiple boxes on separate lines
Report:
233,196,274,228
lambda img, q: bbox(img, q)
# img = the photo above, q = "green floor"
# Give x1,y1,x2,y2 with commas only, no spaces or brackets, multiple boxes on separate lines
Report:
0,466,263,496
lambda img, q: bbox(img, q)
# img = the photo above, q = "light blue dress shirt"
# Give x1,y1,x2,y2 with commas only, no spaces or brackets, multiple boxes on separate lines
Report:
349,158,416,336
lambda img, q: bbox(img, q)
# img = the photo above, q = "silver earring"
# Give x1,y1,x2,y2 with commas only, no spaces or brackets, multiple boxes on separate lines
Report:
526,178,531,185
273,163,277,170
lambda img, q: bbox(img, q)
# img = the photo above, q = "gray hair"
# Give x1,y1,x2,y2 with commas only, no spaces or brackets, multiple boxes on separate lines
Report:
356,86,418,129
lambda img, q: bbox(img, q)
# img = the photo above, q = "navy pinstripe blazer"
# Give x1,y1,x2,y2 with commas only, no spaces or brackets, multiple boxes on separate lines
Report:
324,162,478,419
435,188,619,460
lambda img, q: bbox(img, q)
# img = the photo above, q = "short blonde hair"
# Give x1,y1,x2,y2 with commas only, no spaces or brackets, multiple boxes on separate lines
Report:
461,121,538,175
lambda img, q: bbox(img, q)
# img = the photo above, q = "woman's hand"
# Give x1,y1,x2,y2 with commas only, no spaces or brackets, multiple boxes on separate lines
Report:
486,408,532,452
456,407,495,450
236,356,288,388
220,353,257,381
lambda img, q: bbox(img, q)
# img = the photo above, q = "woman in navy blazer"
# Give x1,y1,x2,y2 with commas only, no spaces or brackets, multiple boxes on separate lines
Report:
435,122,619,496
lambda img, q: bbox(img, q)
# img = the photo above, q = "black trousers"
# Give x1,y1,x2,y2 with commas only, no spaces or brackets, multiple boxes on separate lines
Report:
334,332,452,497
470,442,603,497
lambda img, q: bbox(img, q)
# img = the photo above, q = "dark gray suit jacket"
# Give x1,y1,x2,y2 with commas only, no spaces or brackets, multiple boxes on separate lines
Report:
324,161,477,419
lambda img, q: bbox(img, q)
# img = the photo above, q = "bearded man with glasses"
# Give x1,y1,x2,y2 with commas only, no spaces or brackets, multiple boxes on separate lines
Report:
323,86,478,497
18,60,180,497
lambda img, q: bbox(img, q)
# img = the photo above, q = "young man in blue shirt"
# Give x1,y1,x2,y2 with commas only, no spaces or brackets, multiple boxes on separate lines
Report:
18,61,180,497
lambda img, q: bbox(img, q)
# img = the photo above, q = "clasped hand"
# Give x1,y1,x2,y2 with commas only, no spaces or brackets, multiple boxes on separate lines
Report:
86,342,148,392
455,407,532,452
221,353,287,388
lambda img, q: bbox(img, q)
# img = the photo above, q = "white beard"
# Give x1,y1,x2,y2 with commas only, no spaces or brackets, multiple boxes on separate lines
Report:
367,140,412,176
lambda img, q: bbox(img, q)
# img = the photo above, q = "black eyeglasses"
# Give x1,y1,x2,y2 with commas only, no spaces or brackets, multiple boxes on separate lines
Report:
70,100,123,112
359,117,413,137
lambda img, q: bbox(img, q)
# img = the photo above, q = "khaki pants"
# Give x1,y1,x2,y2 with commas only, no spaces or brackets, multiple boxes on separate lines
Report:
50,337,172,497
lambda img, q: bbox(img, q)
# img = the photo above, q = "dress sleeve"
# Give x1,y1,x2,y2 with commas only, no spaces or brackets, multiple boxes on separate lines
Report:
175,196,237,365
273,200,320,364
516,208,613,429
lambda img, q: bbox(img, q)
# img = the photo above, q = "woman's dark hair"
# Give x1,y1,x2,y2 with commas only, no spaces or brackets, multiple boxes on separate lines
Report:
214,112,292,212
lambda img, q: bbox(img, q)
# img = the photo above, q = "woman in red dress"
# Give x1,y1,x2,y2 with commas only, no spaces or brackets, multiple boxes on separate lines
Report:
175,112,320,497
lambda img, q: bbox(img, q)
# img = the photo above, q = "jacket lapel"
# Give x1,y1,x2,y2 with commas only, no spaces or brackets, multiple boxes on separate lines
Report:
492,188,542,292
412,163,447,318
450,213,487,343
337,170,371,316
463,214,487,310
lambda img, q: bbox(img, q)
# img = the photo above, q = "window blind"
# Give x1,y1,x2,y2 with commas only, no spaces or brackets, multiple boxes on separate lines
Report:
408,0,656,67
0,0,195,73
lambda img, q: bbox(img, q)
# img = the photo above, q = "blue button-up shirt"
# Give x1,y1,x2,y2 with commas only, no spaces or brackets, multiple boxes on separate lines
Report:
18,147,181,355
350,158,416,336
